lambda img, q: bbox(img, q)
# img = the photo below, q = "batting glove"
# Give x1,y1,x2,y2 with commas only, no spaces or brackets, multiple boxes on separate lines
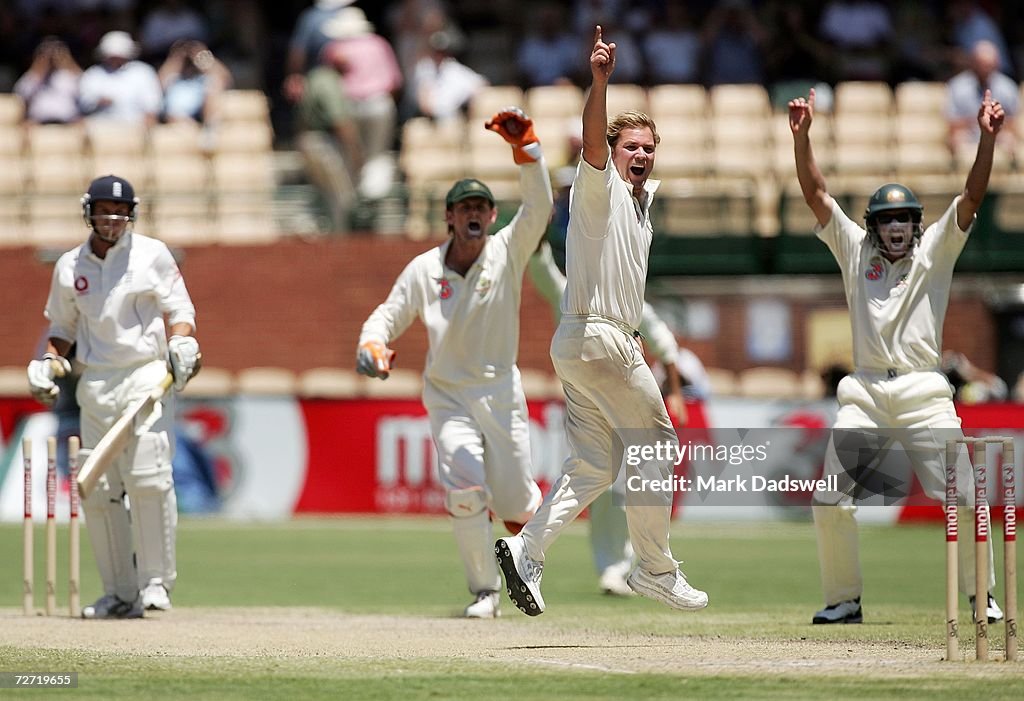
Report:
27,353,71,405
486,107,542,165
168,335,202,391
356,340,395,380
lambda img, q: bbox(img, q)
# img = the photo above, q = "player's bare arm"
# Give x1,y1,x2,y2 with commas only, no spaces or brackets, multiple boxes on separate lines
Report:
582,25,614,170
789,88,832,227
957,89,1004,231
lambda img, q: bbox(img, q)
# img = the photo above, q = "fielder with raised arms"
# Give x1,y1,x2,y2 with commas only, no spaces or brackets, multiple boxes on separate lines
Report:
28,175,201,618
790,88,1004,624
495,26,709,617
357,108,552,618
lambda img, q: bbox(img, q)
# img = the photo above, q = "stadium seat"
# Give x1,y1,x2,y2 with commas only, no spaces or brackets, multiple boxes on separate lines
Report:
150,121,204,157
704,367,737,396
519,368,563,400
468,85,526,122
361,368,422,398
709,84,771,118
834,81,894,115
218,90,271,123
736,367,802,399
605,83,648,117
26,123,84,157
0,93,25,124
87,121,146,158
0,124,23,157
895,81,948,116
0,366,30,396
526,84,584,119
647,84,707,122
235,367,297,395
298,367,363,399
180,366,235,397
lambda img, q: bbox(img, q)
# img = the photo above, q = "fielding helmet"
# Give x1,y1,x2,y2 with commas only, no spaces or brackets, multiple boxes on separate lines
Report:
863,182,923,251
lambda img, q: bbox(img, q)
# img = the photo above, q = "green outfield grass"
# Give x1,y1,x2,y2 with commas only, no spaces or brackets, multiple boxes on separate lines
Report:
1,516,1022,699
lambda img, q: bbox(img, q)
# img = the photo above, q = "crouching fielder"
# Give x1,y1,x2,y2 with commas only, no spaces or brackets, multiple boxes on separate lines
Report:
789,89,1004,625
28,175,201,618
357,108,552,618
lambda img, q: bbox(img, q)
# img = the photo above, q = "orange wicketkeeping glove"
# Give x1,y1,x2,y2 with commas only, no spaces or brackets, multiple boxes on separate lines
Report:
485,107,542,164
356,340,396,380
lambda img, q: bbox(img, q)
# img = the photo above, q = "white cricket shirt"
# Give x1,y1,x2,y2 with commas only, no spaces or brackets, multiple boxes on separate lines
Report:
45,232,197,369
816,197,970,372
360,161,552,386
561,155,659,330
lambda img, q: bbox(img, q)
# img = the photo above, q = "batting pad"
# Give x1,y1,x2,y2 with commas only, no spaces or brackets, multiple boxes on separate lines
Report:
124,432,178,591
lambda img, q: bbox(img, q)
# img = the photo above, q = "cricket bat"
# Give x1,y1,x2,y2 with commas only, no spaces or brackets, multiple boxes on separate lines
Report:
76,372,174,500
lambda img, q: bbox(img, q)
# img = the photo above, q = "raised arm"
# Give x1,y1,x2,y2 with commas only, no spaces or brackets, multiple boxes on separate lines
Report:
788,88,833,227
581,26,615,169
956,89,1004,232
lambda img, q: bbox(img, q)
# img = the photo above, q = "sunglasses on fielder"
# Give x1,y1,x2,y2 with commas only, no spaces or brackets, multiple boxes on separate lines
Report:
875,212,912,224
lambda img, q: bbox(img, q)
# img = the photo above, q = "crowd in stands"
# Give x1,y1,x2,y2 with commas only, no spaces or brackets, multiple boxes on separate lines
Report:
3,0,1024,233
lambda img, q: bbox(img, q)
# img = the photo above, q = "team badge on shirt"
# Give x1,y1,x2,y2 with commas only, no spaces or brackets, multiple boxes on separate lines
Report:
475,275,492,297
865,262,883,281
435,277,453,300
74,276,89,294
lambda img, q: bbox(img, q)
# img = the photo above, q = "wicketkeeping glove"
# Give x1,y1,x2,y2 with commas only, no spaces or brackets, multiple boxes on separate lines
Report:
356,340,396,380
485,107,542,165
168,335,202,391
26,353,71,405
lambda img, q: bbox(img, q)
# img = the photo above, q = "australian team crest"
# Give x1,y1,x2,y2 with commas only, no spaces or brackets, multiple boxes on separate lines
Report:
475,274,492,297
865,261,883,281
435,277,453,300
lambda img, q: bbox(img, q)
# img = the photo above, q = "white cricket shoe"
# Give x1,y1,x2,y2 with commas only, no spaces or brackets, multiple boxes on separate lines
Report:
495,536,545,616
812,597,863,624
627,566,708,610
599,567,635,597
970,593,1004,624
82,594,144,620
141,580,172,611
464,591,500,619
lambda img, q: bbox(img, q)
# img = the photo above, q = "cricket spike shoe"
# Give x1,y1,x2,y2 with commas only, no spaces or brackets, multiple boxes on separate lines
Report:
464,591,500,619
812,597,863,624
141,580,172,611
82,593,144,619
627,566,709,610
970,593,1004,624
495,536,545,615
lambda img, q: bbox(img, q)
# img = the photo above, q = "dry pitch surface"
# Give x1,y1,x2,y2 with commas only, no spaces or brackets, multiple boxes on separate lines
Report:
1,607,1020,680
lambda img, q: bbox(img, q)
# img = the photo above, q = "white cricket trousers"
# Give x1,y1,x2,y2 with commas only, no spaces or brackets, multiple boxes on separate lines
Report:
425,371,541,594
522,316,678,575
813,370,994,605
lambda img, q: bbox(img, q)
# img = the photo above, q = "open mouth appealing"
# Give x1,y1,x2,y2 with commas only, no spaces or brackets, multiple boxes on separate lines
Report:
467,222,482,235
630,164,646,176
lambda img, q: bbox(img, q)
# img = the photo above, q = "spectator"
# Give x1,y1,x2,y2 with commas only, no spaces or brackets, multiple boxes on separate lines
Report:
157,39,232,125
701,0,768,86
642,4,701,85
413,29,487,122
283,0,357,103
817,0,894,81
763,1,832,88
319,7,402,200
79,30,162,126
517,3,580,87
139,0,210,63
14,37,82,124
947,40,1018,155
947,0,1013,77
295,48,364,232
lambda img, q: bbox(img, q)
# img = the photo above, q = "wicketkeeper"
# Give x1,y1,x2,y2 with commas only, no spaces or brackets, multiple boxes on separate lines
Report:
790,88,1004,625
28,175,201,618
357,108,552,618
